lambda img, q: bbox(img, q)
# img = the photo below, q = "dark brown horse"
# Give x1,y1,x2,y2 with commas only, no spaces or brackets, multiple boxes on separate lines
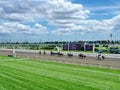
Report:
67,53,73,58
78,54,86,59
57,53,63,56
50,51,59,56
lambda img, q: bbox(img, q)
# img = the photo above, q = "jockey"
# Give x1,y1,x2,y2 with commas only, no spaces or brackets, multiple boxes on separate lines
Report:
98,53,101,57
97,50,102,56
97,50,102,59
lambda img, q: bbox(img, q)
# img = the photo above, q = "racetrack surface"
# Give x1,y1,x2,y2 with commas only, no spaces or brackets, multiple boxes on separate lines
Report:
0,49,120,70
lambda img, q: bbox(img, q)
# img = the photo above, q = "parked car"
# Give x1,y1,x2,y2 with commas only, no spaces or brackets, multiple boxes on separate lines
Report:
96,50,103,53
114,50,120,54
109,47,119,53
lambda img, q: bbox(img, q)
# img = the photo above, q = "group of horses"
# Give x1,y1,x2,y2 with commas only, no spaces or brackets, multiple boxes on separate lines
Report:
39,51,46,55
50,51,63,56
50,51,86,59
39,51,105,60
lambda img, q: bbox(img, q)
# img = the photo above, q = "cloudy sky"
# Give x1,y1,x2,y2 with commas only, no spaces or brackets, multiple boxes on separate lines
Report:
0,0,120,42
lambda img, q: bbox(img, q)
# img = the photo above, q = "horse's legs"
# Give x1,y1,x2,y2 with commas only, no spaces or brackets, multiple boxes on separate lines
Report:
98,56,101,60
102,56,104,60
97,56,99,60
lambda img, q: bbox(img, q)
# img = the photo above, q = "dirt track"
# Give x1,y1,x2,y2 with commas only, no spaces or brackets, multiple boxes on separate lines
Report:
0,50,120,70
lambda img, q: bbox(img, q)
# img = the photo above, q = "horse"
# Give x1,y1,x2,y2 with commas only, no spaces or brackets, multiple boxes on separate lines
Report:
39,51,41,55
57,53,63,56
50,51,54,55
67,53,73,58
50,51,59,56
97,55,105,60
78,54,86,59
43,51,46,54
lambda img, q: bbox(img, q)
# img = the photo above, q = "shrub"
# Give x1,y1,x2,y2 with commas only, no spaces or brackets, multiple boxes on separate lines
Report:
95,45,99,47
40,46,54,50
95,48,99,52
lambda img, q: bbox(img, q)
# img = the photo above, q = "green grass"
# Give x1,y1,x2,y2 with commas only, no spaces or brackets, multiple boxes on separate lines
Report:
0,56,120,90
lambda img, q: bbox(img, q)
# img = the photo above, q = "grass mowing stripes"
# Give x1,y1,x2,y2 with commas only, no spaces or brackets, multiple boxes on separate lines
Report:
0,56,120,90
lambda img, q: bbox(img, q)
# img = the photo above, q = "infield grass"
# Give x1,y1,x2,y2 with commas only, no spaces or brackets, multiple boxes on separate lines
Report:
0,56,120,90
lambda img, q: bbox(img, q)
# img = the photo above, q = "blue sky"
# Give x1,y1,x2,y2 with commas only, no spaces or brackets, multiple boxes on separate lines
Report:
0,0,120,42
76,0,119,19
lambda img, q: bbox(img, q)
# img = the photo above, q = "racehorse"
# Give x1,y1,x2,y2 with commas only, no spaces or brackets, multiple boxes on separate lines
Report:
67,53,73,58
57,53,63,56
78,54,86,59
43,51,46,54
97,55,105,60
39,51,41,55
50,51,59,56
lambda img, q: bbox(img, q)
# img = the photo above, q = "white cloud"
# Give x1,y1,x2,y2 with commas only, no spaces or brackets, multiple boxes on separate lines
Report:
2,13,34,22
33,23,48,34
0,0,120,41
52,15,120,35
44,0,90,27
87,5,120,11
0,0,90,24
0,22,48,35
112,15,120,30
0,0,90,36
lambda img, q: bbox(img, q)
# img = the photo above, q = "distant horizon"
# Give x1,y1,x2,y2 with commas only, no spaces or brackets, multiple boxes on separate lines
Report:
0,39,119,43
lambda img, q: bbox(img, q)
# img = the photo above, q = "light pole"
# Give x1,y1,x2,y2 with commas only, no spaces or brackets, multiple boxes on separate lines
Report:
110,34,113,44
68,41,70,53
92,31,95,53
48,33,50,42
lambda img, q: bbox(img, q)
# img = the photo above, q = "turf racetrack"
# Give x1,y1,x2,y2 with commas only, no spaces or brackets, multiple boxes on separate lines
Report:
0,56,120,90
